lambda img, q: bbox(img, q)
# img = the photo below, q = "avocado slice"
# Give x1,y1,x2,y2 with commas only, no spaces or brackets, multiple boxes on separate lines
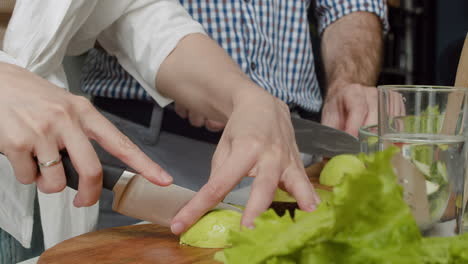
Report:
269,188,333,217
319,154,366,187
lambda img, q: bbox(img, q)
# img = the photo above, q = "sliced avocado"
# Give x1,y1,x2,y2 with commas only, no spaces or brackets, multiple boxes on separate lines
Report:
180,209,241,248
412,160,447,185
270,188,333,217
273,188,296,203
319,154,366,187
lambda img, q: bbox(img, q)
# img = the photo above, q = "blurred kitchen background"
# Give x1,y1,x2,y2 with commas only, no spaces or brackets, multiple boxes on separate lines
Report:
1,0,459,95
310,0,468,95
379,0,467,86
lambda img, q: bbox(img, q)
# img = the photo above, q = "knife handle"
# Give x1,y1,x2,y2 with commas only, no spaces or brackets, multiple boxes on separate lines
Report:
61,151,126,191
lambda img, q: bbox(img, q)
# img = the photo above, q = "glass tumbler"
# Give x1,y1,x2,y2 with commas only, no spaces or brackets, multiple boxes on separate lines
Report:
378,85,468,236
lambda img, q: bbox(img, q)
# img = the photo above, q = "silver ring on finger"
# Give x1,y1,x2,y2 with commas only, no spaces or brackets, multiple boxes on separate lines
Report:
38,154,62,168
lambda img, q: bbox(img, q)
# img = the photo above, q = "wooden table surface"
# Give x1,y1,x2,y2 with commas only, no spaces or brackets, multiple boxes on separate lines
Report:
38,224,221,264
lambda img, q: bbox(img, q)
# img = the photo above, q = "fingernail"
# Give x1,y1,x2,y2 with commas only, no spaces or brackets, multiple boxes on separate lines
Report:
171,222,184,235
308,204,317,212
241,224,255,230
315,194,322,204
161,171,173,184
73,196,82,208
241,221,255,230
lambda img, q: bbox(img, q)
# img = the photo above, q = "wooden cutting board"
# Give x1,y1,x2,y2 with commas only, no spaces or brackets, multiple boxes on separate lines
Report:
38,162,327,264
38,224,221,264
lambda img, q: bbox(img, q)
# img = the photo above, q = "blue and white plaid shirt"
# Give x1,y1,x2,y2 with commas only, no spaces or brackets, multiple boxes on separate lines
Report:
81,0,387,112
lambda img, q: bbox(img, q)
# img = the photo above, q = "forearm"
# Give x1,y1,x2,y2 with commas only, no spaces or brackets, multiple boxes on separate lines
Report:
321,11,383,92
156,33,265,123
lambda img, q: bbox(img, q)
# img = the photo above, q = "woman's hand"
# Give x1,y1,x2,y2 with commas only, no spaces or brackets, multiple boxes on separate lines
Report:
0,62,172,206
155,34,319,234
170,89,320,234
174,103,225,132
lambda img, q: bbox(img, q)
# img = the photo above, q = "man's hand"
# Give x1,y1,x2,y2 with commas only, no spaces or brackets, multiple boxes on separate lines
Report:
321,83,378,137
0,62,173,206
320,12,384,136
170,90,320,235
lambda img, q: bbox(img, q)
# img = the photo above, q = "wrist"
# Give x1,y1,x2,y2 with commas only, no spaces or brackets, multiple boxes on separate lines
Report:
326,79,354,94
231,81,269,112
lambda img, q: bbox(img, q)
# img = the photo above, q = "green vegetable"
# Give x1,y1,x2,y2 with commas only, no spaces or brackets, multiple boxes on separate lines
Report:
367,135,379,146
272,188,333,204
402,107,448,186
319,154,366,186
403,105,443,135
273,188,296,203
402,107,451,227
214,205,335,263
215,148,468,263
180,210,241,248
315,189,333,204
426,180,439,196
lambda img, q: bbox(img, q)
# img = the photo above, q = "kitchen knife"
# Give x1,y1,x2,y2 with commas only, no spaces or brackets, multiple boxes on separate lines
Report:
163,104,360,157
224,118,359,206
62,152,242,228
291,116,360,157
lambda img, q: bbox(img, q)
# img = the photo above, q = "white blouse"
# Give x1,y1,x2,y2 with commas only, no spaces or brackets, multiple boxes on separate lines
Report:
0,0,205,249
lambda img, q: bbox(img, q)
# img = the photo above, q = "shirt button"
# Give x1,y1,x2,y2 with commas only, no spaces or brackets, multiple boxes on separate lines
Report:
250,62,256,71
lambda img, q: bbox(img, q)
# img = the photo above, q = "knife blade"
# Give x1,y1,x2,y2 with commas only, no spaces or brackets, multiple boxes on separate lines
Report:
61,117,358,226
62,152,242,228
291,116,360,157
162,105,359,157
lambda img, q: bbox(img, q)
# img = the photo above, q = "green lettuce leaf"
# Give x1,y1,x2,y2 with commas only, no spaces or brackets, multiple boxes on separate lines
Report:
331,147,421,249
216,204,334,264
216,148,468,264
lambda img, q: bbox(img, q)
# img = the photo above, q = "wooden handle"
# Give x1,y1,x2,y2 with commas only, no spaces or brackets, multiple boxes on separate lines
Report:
454,34,468,87
441,34,468,135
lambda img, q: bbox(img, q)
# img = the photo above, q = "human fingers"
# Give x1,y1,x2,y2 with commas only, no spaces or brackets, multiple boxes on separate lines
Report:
59,123,103,207
321,101,343,131
187,110,205,128
344,96,367,137
241,155,281,228
75,97,173,186
281,165,319,211
35,136,66,194
364,88,378,126
170,139,259,235
0,122,37,184
205,119,225,132
174,103,188,119
398,93,407,117
3,150,37,185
